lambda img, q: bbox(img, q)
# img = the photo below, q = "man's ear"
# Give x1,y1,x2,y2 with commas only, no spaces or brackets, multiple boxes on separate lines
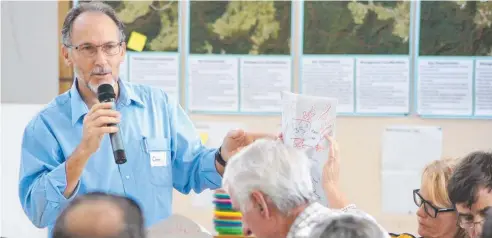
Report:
251,191,270,219
61,46,73,67
120,42,126,63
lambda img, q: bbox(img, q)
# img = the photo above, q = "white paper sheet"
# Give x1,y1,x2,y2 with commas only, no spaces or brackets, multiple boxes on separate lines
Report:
417,59,473,116
475,60,492,116
381,125,443,214
188,57,239,112
301,58,355,113
281,91,338,206
239,57,292,112
356,58,410,114
128,53,180,102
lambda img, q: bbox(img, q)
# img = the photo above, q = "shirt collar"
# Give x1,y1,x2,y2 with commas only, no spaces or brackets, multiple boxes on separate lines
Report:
70,79,145,126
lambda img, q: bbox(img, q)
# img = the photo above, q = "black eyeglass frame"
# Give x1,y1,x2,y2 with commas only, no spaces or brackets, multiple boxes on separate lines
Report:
413,189,455,218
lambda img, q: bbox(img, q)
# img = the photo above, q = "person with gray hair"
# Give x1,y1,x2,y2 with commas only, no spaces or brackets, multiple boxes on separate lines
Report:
222,135,389,238
18,1,274,237
309,213,387,238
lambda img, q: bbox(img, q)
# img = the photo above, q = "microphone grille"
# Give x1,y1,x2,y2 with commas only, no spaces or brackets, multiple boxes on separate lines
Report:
97,84,115,102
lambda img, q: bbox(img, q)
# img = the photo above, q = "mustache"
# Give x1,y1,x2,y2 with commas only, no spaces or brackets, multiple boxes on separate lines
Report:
90,67,112,76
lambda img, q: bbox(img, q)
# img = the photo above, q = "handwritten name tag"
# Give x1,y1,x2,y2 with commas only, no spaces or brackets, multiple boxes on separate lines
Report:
150,151,167,167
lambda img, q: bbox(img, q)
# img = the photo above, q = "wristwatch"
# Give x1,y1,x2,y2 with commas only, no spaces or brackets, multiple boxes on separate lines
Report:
215,146,227,167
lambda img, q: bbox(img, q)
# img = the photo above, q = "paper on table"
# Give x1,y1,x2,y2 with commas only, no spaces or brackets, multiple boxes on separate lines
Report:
381,125,443,214
281,91,338,206
147,214,212,238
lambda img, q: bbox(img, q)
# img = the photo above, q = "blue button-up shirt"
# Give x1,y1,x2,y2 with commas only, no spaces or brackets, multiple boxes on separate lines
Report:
18,79,222,237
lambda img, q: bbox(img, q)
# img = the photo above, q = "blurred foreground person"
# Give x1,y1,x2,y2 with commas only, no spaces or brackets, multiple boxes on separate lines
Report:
310,213,386,238
53,192,145,238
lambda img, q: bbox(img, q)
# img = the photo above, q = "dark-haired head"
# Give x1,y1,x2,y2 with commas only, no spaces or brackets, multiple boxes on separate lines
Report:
447,151,492,237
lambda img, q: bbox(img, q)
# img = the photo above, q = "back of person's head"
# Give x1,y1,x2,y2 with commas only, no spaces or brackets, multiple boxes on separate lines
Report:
53,192,145,238
447,151,492,208
222,138,313,214
310,214,386,238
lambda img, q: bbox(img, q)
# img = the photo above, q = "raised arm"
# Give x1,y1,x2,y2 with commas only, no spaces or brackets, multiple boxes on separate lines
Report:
166,95,223,194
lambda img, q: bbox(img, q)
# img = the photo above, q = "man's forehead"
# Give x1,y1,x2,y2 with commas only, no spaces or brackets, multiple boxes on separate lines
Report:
70,11,120,44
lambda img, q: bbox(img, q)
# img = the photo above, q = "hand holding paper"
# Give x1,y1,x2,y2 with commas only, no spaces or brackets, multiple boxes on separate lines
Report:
280,91,338,205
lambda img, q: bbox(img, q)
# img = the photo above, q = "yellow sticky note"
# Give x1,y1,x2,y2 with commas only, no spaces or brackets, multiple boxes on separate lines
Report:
199,132,209,145
127,31,147,52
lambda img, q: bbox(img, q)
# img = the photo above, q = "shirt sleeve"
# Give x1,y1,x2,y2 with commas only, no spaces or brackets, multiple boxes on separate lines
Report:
166,95,223,194
18,116,80,228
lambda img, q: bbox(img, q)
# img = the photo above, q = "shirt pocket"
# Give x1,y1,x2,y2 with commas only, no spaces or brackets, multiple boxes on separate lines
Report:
142,136,173,187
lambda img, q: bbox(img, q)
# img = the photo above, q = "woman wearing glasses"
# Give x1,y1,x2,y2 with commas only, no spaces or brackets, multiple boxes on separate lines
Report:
390,159,468,238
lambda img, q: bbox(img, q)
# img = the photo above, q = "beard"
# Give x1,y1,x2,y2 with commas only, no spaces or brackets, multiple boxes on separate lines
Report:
74,67,117,94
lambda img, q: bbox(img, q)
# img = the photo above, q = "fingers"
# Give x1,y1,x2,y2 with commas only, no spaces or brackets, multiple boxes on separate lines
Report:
97,126,119,134
323,133,339,160
92,116,121,127
246,132,278,142
86,109,120,121
226,129,245,139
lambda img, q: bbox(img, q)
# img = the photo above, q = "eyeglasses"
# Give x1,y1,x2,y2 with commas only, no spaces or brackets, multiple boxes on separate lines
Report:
413,189,455,218
458,218,485,230
65,41,123,57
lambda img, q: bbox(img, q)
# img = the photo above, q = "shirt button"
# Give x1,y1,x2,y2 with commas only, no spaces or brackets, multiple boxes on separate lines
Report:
125,176,130,179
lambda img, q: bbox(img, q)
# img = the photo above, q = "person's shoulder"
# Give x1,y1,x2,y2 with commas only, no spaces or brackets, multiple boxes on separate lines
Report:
24,92,71,133
125,82,174,105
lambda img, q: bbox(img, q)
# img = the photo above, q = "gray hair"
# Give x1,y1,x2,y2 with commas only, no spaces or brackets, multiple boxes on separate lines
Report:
61,1,125,46
310,214,386,238
222,139,314,215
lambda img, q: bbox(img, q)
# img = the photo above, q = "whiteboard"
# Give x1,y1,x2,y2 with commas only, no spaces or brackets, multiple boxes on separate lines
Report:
1,104,49,238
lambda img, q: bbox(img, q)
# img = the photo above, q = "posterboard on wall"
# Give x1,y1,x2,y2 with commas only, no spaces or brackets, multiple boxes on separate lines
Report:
300,1,412,116
73,0,181,103
185,1,294,115
415,1,492,119
381,126,443,215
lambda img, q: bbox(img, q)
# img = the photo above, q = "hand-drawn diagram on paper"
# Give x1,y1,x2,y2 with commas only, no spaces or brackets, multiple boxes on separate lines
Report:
281,91,338,205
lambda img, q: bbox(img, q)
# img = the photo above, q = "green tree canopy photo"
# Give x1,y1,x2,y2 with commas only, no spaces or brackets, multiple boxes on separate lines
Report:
419,1,492,56
303,1,410,55
189,0,291,55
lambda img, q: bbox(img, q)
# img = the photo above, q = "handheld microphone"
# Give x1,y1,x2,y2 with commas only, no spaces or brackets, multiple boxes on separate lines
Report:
97,84,127,164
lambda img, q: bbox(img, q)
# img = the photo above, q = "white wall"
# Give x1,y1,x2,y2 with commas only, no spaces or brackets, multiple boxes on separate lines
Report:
1,1,58,104
1,1,59,237
1,104,49,238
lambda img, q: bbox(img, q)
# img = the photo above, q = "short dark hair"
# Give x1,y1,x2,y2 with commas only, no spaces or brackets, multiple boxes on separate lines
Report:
482,207,492,238
53,192,145,238
61,1,125,46
447,151,492,208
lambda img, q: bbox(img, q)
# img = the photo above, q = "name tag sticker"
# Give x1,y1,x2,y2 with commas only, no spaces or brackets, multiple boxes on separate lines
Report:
150,151,167,167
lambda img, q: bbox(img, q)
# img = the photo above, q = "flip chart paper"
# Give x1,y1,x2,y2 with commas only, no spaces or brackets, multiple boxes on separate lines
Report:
281,91,338,206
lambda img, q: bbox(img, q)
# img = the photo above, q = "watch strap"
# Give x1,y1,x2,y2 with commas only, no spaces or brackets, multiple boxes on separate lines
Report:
215,146,227,167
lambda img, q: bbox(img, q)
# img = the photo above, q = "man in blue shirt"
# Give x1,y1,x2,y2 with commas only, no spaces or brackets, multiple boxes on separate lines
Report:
18,2,273,236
